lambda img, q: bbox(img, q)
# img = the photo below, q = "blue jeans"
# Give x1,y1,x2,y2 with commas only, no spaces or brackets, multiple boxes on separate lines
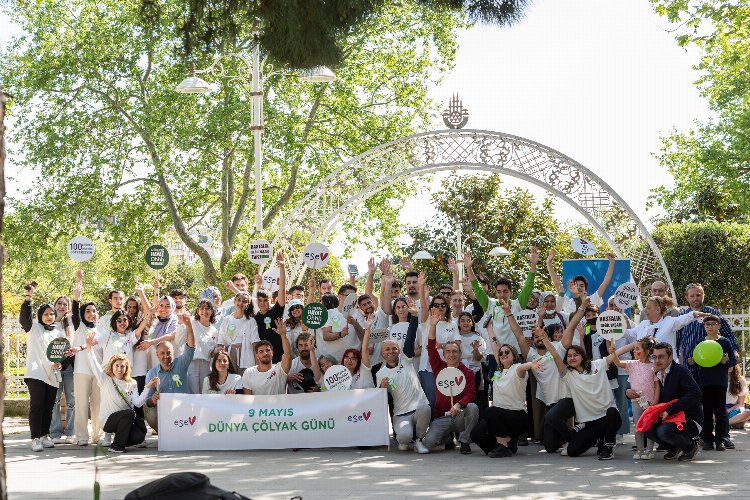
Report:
418,370,436,410
50,365,75,438
612,374,630,435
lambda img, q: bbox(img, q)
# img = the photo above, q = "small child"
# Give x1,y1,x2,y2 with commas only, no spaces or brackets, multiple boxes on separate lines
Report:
726,365,750,435
697,314,736,451
612,337,659,460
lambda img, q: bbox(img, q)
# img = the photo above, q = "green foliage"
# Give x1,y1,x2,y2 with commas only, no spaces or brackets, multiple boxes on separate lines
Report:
649,1,750,221
644,221,750,310
1,0,466,286
401,174,609,292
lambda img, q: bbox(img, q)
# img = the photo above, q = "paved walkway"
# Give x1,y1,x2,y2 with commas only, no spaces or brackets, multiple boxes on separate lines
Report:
4,417,749,499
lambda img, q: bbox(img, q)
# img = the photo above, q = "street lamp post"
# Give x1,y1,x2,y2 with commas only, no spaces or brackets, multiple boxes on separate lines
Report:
412,223,510,291
175,42,335,233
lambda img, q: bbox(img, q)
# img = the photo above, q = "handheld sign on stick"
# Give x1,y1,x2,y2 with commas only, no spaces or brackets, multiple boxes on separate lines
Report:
67,236,95,263
145,244,170,280
436,367,465,412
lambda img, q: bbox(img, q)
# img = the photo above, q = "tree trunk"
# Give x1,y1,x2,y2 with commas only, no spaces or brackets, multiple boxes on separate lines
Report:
0,86,11,500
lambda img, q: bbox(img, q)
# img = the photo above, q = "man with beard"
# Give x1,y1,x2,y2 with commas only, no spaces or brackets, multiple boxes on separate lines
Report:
286,333,321,394
242,317,292,395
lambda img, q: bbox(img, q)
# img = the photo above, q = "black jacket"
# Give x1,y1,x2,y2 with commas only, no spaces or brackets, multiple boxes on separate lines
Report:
658,360,703,424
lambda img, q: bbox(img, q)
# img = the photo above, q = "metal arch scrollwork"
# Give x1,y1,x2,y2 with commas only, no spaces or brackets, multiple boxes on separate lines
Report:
271,129,676,301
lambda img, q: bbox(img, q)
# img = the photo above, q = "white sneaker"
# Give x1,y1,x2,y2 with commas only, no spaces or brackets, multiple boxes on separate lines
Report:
616,434,624,446
101,433,112,447
30,438,43,452
633,450,643,460
559,444,568,456
137,440,148,448
397,443,410,451
414,439,430,454
77,439,89,446
53,435,67,444
41,436,55,448
642,450,654,460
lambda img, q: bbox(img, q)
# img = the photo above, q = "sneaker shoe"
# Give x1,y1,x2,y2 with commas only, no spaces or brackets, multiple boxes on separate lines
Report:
41,436,55,448
616,434,624,446
77,439,89,446
414,439,429,454
509,437,519,455
398,443,410,451
460,442,471,455
643,450,655,460
108,445,125,453
53,435,68,444
444,440,456,451
679,441,699,461
715,441,726,451
30,438,43,452
559,444,568,456
517,433,529,446
488,444,513,458
723,438,735,450
598,445,614,460
664,448,681,460
633,451,644,460
136,440,147,448
101,433,112,447
702,441,714,451
696,436,705,448
572,422,586,433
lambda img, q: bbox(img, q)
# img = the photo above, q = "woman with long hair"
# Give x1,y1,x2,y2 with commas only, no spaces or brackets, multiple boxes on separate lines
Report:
124,286,153,419
21,293,64,452
82,333,159,453
49,293,76,444
215,291,258,375
284,299,308,356
202,350,243,394
188,300,219,394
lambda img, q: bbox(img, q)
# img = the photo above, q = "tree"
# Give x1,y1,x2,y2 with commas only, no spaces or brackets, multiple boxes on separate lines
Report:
1,0,465,288
649,1,750,220
401,174,608,292
143,0,530,68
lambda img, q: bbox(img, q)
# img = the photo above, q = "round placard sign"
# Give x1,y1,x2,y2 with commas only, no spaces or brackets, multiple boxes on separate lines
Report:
145,244,170,270
302,242,330,269
323,365,352,391
247,239,272,265
596,310,628,341
341,292,358,317
572,238,597,256
435,366,467,397
46,337,71,362
67,236,95,262
261,267,282,293
614,282,639,309
302,302,328,330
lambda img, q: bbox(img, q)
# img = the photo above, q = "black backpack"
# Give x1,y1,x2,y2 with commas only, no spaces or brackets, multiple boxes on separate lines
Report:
124,472,251,500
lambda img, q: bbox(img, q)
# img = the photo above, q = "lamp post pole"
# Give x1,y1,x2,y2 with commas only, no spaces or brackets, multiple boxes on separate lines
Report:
250,43,263,233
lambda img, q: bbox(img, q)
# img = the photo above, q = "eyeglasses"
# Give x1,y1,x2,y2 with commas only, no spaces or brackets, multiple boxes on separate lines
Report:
704,322,719,327
499,350,512,356
432,303,447,309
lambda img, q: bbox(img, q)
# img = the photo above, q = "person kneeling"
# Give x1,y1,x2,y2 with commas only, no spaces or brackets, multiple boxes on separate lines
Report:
421,309,479,455
471,321,544,457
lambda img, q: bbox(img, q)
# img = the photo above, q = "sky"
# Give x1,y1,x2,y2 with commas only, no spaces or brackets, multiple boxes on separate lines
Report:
0,1,708,275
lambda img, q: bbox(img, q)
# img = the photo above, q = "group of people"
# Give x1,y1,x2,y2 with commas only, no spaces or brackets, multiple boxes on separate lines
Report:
22,247,747,460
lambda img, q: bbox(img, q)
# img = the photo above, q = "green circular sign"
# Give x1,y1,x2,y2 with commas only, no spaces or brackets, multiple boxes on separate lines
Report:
145,244,170,270
46,337,71,362
302,303,328,330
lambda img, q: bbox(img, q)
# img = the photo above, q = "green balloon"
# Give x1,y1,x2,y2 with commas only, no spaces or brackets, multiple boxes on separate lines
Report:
693,339,723,367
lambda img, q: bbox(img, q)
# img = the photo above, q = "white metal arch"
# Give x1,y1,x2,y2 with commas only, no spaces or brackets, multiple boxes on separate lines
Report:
270,129,674,299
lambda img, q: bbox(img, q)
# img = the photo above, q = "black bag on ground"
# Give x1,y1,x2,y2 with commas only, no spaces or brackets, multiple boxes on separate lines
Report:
124,472,251,500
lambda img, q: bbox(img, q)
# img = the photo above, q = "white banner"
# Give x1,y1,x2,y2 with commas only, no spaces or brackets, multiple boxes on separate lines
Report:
158,389,390,451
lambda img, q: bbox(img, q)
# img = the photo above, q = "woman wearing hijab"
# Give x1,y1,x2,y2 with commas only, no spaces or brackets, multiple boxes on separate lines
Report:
135,295,178,368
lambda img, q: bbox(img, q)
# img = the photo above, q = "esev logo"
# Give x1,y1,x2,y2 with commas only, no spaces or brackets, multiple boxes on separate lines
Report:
174,416,197,427
347,410,372,423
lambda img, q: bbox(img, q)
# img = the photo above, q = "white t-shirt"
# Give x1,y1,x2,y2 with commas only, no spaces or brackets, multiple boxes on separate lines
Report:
375,354,428,415
192,320,218,362
491,363,528,411
527,342,568,405
418,321,458,372
242,362,288,395
458,332,486,373
351,369,375,389
316,308,359,362
98,330,138,368
202,373,243,394
477,297,522,351
72,325,103,376
218,315,259,368
562,358,614,423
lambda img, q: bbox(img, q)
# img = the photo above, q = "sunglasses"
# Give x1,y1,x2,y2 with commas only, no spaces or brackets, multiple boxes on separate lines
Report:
499,350,512,356
432,303,447,309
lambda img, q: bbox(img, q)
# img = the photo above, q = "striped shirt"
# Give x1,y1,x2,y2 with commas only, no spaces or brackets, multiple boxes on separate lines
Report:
676,305,738,381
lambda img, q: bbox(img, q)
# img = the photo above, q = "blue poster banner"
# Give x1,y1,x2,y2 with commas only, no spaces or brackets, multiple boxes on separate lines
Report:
562,259,632,312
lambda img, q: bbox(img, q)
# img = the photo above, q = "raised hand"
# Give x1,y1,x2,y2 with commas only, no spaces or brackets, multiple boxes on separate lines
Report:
546,250,556,266
179,311,192,325
273,317,285,335
429,307,442,326
417,271,427,290
463,250,474,270
606,252,616,262
530,358,545,373
447,257,458,274
379,259,392,276
275,250,285,267
364,313,375,331
367,257,376,274
527,246,539,266
500,298,512,316
401,256,413,271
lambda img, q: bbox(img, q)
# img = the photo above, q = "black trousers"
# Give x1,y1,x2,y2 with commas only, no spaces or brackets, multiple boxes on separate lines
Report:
566,408,622,457
645,420,700,451
103,409,147,448
544,397,575,453
25,378,58,439
474,369,489,418
700,385,728,442
471,406,527,454
134,376,146,419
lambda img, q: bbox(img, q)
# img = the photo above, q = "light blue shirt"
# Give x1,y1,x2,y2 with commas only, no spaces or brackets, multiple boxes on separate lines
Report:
146,345,195,399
